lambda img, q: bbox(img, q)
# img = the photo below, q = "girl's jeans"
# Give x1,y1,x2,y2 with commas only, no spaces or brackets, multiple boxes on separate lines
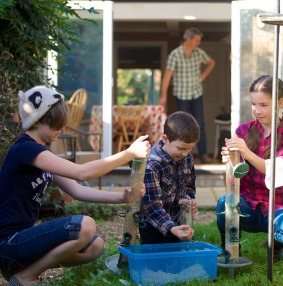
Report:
216,195,283,243
0,215,83,273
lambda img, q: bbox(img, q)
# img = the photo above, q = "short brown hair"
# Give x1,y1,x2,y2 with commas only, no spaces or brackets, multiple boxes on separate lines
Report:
36,100,69,130
164,111,200,143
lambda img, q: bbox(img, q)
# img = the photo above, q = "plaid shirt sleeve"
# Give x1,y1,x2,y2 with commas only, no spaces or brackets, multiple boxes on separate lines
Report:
166,48,178,71
140,153,196,236
185,163,196,199
141,163,176,236
198,48,210,64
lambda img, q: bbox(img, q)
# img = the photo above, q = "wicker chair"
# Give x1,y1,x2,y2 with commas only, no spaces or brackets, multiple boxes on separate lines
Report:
115,105,145,153
52,88,102,188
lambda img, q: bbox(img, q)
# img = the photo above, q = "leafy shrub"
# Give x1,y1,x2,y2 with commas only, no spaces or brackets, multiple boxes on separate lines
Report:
64,200,126,221
40,185,65,216
0,0,96,165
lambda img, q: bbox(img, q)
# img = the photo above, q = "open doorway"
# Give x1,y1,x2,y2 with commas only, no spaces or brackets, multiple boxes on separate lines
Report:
116,68,161,105
114,42,167,105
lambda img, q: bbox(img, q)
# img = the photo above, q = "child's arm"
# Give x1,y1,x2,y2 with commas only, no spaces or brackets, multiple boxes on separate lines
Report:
53,175,145,204
32,135,150,181
222,136,266,174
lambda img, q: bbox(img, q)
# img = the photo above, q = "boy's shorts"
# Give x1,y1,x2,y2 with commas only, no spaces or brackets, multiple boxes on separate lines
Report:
0,215,97,273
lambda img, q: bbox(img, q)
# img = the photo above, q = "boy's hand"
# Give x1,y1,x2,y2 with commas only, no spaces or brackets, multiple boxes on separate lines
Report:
127,135,151,159
140,184,146,197
178,198,198,219
170,225,194,241
122,187,131,203
122,185,146,203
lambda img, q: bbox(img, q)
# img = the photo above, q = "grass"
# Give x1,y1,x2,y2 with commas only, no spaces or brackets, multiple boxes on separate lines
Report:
39,214,283,286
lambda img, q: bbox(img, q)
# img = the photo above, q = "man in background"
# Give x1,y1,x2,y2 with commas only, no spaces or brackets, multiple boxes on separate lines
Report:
159,27,215,164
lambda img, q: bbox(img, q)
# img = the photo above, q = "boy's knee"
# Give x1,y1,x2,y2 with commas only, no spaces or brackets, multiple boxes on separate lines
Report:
217,195,226,205
81,216,96,228
79,234,104,252
93,236,104,253
80,216,96,239
86,236,104,261
216,195,225,213
274,212,283,244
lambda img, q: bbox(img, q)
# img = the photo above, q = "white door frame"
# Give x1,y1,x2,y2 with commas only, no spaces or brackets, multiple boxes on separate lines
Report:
65,1,113,158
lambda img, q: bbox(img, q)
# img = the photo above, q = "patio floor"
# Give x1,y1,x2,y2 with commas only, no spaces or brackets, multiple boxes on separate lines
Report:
90,164,226,210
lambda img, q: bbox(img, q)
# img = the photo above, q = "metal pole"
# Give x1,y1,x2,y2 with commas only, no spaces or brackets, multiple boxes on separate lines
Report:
267,0,280,282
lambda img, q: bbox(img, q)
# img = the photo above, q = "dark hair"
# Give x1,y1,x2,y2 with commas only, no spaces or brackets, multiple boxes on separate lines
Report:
249,75,283,97
246,75,283,158
164,111,200,143
38,100,69,130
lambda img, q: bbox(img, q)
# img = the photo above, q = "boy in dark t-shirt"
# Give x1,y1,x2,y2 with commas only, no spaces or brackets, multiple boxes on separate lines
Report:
0,85,150,285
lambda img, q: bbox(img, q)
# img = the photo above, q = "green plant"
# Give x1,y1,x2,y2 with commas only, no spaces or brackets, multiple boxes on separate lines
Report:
64,200,126,221
40,185,65,216
117,69,154,105
0,51,22,167
36,220,283,286
0,0,97,165
0,0,96,89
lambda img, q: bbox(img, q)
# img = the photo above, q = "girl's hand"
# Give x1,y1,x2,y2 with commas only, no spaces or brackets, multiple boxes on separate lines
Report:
170,225,194,240
127,135,151,159
221,146,230,163
225,136,250,160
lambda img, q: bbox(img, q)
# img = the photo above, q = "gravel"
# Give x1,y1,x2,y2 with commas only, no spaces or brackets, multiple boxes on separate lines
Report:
96,210,216,246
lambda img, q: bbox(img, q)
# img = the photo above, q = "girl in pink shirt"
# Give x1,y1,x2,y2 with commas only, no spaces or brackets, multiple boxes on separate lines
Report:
216,75,283,261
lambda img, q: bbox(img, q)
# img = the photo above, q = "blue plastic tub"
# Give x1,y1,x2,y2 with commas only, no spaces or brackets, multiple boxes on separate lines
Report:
119,241,222,285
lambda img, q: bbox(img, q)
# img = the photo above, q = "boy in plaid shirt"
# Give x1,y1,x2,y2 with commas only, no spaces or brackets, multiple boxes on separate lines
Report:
139,111,200,244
